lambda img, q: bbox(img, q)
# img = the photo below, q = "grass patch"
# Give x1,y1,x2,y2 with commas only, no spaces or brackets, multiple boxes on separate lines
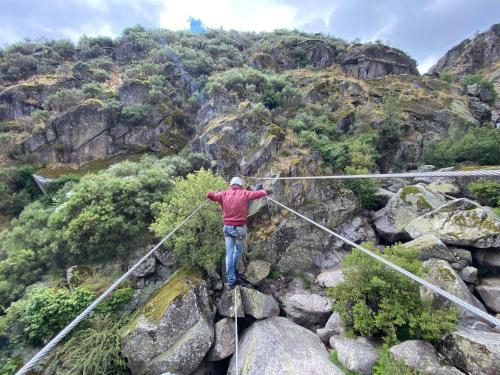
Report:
373,349,417,375
330,351,362,375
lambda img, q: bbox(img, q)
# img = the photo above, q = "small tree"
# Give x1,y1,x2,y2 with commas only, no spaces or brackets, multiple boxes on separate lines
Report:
151,169,227,272
328,243,457,346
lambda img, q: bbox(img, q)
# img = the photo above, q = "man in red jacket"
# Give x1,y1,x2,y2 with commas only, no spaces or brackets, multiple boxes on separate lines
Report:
206,176,267,289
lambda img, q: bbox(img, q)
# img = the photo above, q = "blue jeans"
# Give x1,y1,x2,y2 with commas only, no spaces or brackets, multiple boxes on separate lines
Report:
224,225,247,285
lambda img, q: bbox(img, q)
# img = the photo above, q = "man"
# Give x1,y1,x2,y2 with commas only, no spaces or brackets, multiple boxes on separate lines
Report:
206,177,267,289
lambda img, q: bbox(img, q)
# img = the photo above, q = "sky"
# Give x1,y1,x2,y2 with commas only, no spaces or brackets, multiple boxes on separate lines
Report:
1,0,499,73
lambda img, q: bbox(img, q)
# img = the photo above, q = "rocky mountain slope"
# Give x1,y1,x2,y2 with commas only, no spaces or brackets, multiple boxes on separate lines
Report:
0,24,499,375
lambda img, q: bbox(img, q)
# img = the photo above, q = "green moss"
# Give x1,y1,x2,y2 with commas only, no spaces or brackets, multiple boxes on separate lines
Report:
400,186,421,201
268,124,283,137
451,211,500,232
415,196,432,210
438,267,455,282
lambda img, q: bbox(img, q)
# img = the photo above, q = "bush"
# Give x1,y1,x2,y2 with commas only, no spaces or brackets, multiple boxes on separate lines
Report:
463,74,497,103
121,104,150,125
92,68,110,82
0,165,40,216
424,127,500,167
469,179,500,207
151,169,227,272
5,286,95,346
344,167,380,209
439,72,453,83
81,82,109,100
373,349,416,375
328,243,457,346
44,88,84,112
46,315,128,375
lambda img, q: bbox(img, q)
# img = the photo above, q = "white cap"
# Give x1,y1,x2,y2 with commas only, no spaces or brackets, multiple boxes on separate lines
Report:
230,177,243,186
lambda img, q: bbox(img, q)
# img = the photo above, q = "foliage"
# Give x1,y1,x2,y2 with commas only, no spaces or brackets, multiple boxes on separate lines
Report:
151,169,227,272
330,351,361,375
372,349,417,375
463,74,497,102
82,82,110,100
44,88,84,112
0,202,54,306
468,179,500,207
439,72,453,83
0,165,40,216
120,104,150,125
46,315,128,375
97,286,134,315
328,243,457,346
379,94,402,154
423,127,500,167
344,167,380,209
5,286,95,346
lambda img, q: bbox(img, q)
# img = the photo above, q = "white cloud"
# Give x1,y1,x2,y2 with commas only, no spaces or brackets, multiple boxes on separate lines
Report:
0,24,21,46
159,0,296,31
59,23,115,41
417,55,437,73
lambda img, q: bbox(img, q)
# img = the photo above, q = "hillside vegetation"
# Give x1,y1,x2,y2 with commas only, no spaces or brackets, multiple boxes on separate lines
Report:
0,24,499,375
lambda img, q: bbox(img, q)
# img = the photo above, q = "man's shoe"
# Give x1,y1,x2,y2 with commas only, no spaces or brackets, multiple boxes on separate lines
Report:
227,283,236,290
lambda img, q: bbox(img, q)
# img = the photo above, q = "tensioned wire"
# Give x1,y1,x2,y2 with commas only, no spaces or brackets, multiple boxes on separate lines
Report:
245,169,500,181
15,201,208,375
266,196,500,327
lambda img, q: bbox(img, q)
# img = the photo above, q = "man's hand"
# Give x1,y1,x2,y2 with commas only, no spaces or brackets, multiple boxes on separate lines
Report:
255,183,263,191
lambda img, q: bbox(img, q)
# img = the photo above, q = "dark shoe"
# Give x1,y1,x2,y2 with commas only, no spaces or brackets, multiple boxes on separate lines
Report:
227,283,236,290
236,272,248,283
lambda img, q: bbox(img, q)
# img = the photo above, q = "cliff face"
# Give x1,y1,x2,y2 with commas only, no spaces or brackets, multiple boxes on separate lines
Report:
430,24,500,76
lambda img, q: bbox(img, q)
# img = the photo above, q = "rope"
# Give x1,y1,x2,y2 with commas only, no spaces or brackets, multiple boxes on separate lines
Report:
234,287,239,374
15,201,208,375
265,196,500,327
245,169,500,181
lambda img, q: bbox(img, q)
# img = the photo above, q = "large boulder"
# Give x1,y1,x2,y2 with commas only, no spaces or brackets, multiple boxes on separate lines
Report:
439,328,500,375
206,318,235,361
216,288,245,318
341,43,418,79
121,269,214,375
316,266,344,288
281,293,333,329
473,248,500,273
375,184,447,242
244,260,271,285
406,198,500,248
227,316,344,375
402,234,455,262
329,336,379,375
239,287,280,319
422,259,487,322
389,340,462,375
131,257,156,278
476,277,500,313
325,311,346,335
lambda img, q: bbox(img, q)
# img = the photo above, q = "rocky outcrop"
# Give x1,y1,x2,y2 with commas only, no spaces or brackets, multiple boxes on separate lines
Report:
227,316,344,375
216,288,244,318
389,340,462,375
281,292,332,329
422,259,487,322
341,43,418,79
476,277,500,313
239,286,280,319
430,23,500,76
244,260,271,285
316,266,344,288
402,234,455,262
406,199,500,248
206,318,235,361
473,248,500,273
121,269,214,375
330,336,379,375
375,184,446,242
439,328,500,375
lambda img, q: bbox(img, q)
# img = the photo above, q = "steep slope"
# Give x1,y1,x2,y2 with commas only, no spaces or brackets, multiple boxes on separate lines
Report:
430,23,500,77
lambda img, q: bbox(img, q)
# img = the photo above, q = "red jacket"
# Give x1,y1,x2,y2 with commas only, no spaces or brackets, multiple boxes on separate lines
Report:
207,186,267,225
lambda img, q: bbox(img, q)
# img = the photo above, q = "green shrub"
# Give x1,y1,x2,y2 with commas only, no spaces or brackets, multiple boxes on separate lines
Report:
81,82,109,100
121,104,150,125
6,286,95,346
344,167,380,209
44,88,84,112
469,179,500,207
463,74,497,102
328,243,457,346
424,127,500,167
439,72,453,83
46,315,128,375
151,169,227,272
97,286,134,315
373,349,416,375
463,74,482,86
92,69,110,82
0,165,40,216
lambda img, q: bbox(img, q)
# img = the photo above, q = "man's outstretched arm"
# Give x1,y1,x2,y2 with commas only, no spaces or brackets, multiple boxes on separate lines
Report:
206,191,223,202
245,189,267,201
